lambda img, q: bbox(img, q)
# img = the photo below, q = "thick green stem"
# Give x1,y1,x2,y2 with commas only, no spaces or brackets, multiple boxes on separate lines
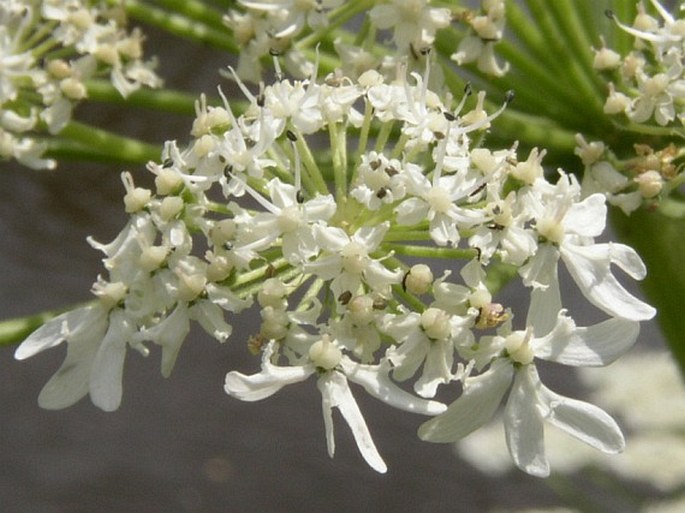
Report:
381,243,478,261
123,0,238,53
56,121,160,164
86,80,201,115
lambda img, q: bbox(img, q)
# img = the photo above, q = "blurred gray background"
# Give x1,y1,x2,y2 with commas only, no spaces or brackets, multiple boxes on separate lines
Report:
0,11,670,513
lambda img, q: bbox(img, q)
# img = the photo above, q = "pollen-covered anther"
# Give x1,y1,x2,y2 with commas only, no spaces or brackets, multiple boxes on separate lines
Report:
420,307,452,341
309,335,342,370
403,264,434,295
475,302,508,329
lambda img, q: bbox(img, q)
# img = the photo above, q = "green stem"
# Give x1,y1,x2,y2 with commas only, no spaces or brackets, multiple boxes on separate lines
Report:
123,0,238,53
147,0,227,30
86,80,201,115
329,121,348,203
381,243,478,261
296,0,375,50
56,121,160,164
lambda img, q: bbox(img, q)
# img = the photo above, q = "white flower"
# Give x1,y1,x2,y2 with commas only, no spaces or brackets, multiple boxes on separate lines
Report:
417,307,639,476
225,339,445,473
305,222,402,297
368,0,451,51
520,174,656,321
15,305,138,412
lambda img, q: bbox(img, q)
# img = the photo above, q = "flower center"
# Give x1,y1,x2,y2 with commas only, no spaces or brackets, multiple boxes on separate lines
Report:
309,335,342,370
427,187,452,214
421,307,451,340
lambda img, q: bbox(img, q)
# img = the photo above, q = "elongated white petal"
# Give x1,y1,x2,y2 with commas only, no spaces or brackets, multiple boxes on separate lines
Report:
561,243,656,321
519,243,559,289
418,360,513,443
526,268,562,337
224,364,313,401
534,317,640,366
318,372,387,473
504,366,549,477
539,384,625,454
15,304,107,360
89,309,134,412
141,303,190,378
38,334,100,410
608,242,647,280
414,340,453,398
342,359,446,416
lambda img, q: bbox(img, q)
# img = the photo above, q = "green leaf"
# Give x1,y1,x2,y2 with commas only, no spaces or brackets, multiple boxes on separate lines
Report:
610,205,685,376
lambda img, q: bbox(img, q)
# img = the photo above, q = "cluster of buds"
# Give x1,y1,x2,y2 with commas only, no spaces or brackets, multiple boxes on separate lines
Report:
0,0,161,169
16,56,655,477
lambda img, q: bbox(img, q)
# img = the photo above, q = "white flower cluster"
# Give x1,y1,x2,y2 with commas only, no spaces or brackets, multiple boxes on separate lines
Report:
0,0,161,169
451,0,508,76
16,62,655,477
600,0,685,126
576,132,680,215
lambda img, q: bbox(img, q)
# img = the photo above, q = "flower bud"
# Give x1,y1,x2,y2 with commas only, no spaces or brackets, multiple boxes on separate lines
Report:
309,335,342,370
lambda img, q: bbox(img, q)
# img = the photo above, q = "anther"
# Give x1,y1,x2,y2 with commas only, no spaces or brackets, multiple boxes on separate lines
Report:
286,130,298,142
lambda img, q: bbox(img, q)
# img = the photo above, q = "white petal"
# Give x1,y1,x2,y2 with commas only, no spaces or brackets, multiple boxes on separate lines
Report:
561,243,656,320
15,304,108,360
503,366,549,477
395,197,430,225
354,222,389,251
89,310,134,412
526,269,562,337
317,371,387,473
37,335,100,410
534,317,640,366
414,340,453,398
563,193,607,238
142,303,190,378
418,360,513,443
225,344,314,401
190,300,233,342
519,243,559,289
608,242,647,280
539,384,625,454
341,359,446,416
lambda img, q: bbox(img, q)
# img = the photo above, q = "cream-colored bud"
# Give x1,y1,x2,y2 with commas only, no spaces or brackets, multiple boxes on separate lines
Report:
159,196,184,221
123,187,151,213
536,217,564,244
309,335,342,370
593,47,621,70
93,280,127,307
47,60,71,79
155,168,183,195
94,45,119,66
206,254,234,282
347,295,375,326
504,332,534,365
258,278,288,309
139,245,167,272
60,78,86,100
404,264,433,295
176,272,207,301
421,308,451,341
635,170,663,198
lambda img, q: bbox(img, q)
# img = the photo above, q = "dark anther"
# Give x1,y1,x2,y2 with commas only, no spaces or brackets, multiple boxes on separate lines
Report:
385,166,399,177
376,187,388,199
218,155,226,163
370,159,382,170
605,9,615,20
269,48,282,56
464,82,473,96
338,290,352,305
443,111,456,122
469,183,487,197
162,158,173,168
265,264,276,278
224,165,233,176
372,297,388,310
505,90,515,104
286,129,298,142
419,46,431,56
257,93,265,107
401,270,410,291
296,189,305,203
